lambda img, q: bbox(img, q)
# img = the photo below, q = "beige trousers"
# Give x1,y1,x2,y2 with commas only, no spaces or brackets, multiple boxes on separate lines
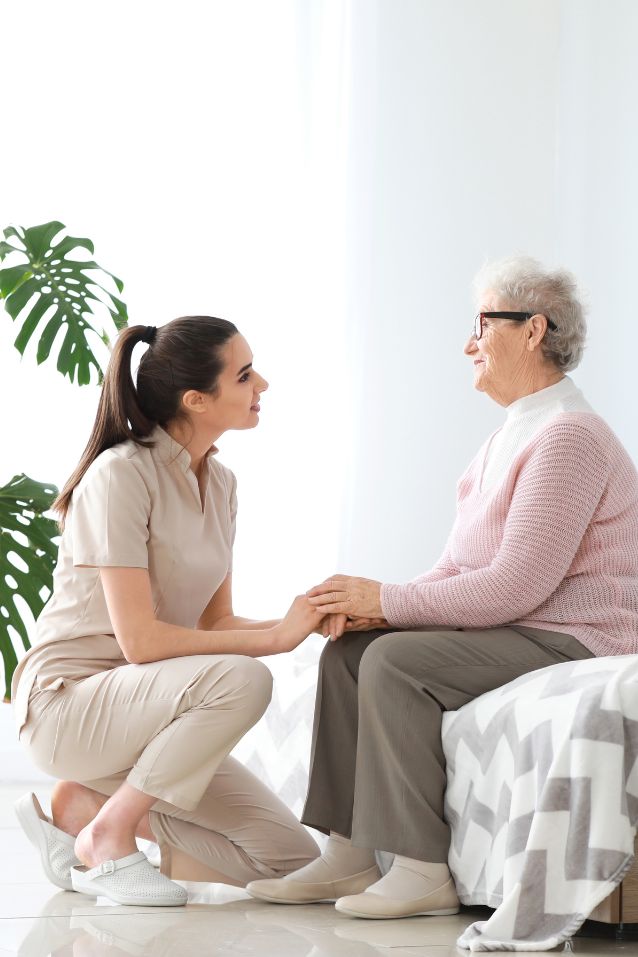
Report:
20,654,319,884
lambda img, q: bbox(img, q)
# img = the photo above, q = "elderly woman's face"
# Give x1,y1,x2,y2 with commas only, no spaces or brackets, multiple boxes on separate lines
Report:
464,291,531,405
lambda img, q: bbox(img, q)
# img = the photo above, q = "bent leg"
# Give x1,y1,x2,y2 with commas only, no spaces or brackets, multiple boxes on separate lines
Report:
351,626,593,861
23,654,273,811
150,757,320,884
74,756,320,885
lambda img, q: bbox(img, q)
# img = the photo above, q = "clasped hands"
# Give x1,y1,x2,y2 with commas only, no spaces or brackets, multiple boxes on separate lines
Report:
306,574,386,640
277,574,387,652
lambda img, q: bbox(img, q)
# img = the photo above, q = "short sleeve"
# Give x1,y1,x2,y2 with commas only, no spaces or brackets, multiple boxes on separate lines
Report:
71,456,151,568
229,471,238,547
227,470,238,572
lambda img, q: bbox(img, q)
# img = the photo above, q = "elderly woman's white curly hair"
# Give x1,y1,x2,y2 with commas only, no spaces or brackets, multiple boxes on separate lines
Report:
473,256,587,372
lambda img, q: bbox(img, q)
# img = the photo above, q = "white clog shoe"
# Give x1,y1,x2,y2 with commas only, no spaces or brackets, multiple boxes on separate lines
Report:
14,791,79,891
71,850,188,907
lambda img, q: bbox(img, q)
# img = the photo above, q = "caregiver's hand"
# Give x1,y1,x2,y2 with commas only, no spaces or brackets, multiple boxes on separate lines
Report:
274,595,326,653
306,574,383,618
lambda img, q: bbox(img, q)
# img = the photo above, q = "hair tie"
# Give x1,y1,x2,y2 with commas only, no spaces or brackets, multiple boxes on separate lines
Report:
141,325,157,345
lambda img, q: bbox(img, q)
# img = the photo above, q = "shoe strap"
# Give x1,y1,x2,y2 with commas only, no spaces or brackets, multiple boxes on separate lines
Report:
84,851,147,881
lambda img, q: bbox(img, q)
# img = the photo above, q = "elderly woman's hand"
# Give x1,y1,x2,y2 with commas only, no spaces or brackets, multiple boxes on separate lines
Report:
306,574,383,618
343,616,389,632
313,613,349,640
314,612,390,641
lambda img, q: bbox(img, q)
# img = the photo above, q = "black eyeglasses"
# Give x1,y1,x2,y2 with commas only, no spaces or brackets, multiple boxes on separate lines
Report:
473,311,558,340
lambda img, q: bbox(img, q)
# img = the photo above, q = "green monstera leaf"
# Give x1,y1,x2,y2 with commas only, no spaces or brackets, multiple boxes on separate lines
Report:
0,221,128,385
0,475,60,700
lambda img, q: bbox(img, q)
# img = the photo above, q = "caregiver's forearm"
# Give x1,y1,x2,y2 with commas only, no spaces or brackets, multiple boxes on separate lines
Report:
211,614,283,631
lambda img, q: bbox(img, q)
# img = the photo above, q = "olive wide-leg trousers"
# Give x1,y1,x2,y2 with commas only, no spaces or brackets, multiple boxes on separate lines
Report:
300,626,594,863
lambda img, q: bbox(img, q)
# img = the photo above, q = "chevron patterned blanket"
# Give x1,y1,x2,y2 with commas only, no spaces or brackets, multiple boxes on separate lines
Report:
443,654,638,951
233,638,324,822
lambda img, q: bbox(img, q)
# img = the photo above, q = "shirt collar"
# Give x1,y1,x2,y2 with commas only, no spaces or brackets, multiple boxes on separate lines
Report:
505,375,579,421
148,424,219,473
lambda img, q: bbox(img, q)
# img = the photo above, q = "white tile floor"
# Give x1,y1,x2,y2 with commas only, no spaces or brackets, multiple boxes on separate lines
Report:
0,785,634,956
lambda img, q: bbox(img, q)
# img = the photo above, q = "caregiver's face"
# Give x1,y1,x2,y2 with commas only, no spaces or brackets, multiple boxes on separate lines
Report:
211,334,269,431
463,291,529,405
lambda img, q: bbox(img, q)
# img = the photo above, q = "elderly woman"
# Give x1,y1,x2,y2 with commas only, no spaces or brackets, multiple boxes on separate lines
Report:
247,256,638,920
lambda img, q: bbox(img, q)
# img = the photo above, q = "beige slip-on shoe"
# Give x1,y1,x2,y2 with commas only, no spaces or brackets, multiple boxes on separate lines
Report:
246,864,381,904
334,877,460,918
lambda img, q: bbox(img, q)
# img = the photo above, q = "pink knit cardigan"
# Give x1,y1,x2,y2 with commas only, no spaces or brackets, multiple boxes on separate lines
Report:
380,413,638,656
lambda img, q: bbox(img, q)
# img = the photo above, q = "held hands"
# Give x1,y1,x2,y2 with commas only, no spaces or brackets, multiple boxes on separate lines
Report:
275,575,386,653
275,595,327,653
343,615,389,632
306,574,384,621
318,613,389,641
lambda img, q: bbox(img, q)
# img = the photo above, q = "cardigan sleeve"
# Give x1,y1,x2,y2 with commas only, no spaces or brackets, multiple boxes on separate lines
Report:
380,421,610,628
408,539,460,586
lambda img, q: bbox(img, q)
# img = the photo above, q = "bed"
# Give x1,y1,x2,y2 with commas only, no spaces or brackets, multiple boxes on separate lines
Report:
443,654,638,950
165,640,638,951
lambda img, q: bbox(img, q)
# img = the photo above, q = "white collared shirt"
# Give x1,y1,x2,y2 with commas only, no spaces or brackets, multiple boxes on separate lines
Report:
481,376,594,491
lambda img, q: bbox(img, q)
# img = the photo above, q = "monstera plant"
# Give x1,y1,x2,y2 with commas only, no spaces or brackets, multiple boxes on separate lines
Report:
0,221,128,700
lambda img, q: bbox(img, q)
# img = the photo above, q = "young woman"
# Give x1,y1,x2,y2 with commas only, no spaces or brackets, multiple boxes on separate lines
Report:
12,317,323,907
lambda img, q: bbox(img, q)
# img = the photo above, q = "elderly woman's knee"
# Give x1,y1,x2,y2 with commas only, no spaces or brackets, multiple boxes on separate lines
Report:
318,633,354,677
359,632,415,682
319,635,341,664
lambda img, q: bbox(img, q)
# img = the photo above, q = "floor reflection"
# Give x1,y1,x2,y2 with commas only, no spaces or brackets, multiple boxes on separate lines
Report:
6,886,629,957
11,885,471,957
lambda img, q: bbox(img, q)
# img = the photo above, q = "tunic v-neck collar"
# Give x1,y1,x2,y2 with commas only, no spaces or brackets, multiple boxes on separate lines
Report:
148,424,219,513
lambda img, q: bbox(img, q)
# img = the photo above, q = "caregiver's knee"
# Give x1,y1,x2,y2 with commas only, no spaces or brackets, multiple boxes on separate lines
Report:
221,656,273,719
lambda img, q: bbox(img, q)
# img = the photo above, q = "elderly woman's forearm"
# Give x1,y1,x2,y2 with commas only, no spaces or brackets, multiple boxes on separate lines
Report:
381,572,548,629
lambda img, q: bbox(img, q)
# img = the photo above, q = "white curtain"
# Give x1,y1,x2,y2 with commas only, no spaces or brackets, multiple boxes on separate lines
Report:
335,0,637,581
0,0,353,629
1,1,636,771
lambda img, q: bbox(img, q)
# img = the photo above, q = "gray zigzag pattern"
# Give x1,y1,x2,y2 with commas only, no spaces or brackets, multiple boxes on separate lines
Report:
447,710,636,897
447,659,638,949
234,675,317,815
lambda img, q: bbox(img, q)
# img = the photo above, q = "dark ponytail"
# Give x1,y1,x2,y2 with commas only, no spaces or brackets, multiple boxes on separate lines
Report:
52,316,238,529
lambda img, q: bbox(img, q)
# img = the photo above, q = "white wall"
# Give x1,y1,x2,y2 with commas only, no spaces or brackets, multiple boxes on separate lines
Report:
335,0,636,581
553,0,637,458
1,0,636,768
337,0,562,579
0,0,352,633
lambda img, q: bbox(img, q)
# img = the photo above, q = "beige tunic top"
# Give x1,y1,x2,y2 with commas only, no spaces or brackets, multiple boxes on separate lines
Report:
12,424,237,736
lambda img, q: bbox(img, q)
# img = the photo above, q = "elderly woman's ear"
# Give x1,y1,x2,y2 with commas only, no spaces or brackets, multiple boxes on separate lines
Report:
526,313,553,352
